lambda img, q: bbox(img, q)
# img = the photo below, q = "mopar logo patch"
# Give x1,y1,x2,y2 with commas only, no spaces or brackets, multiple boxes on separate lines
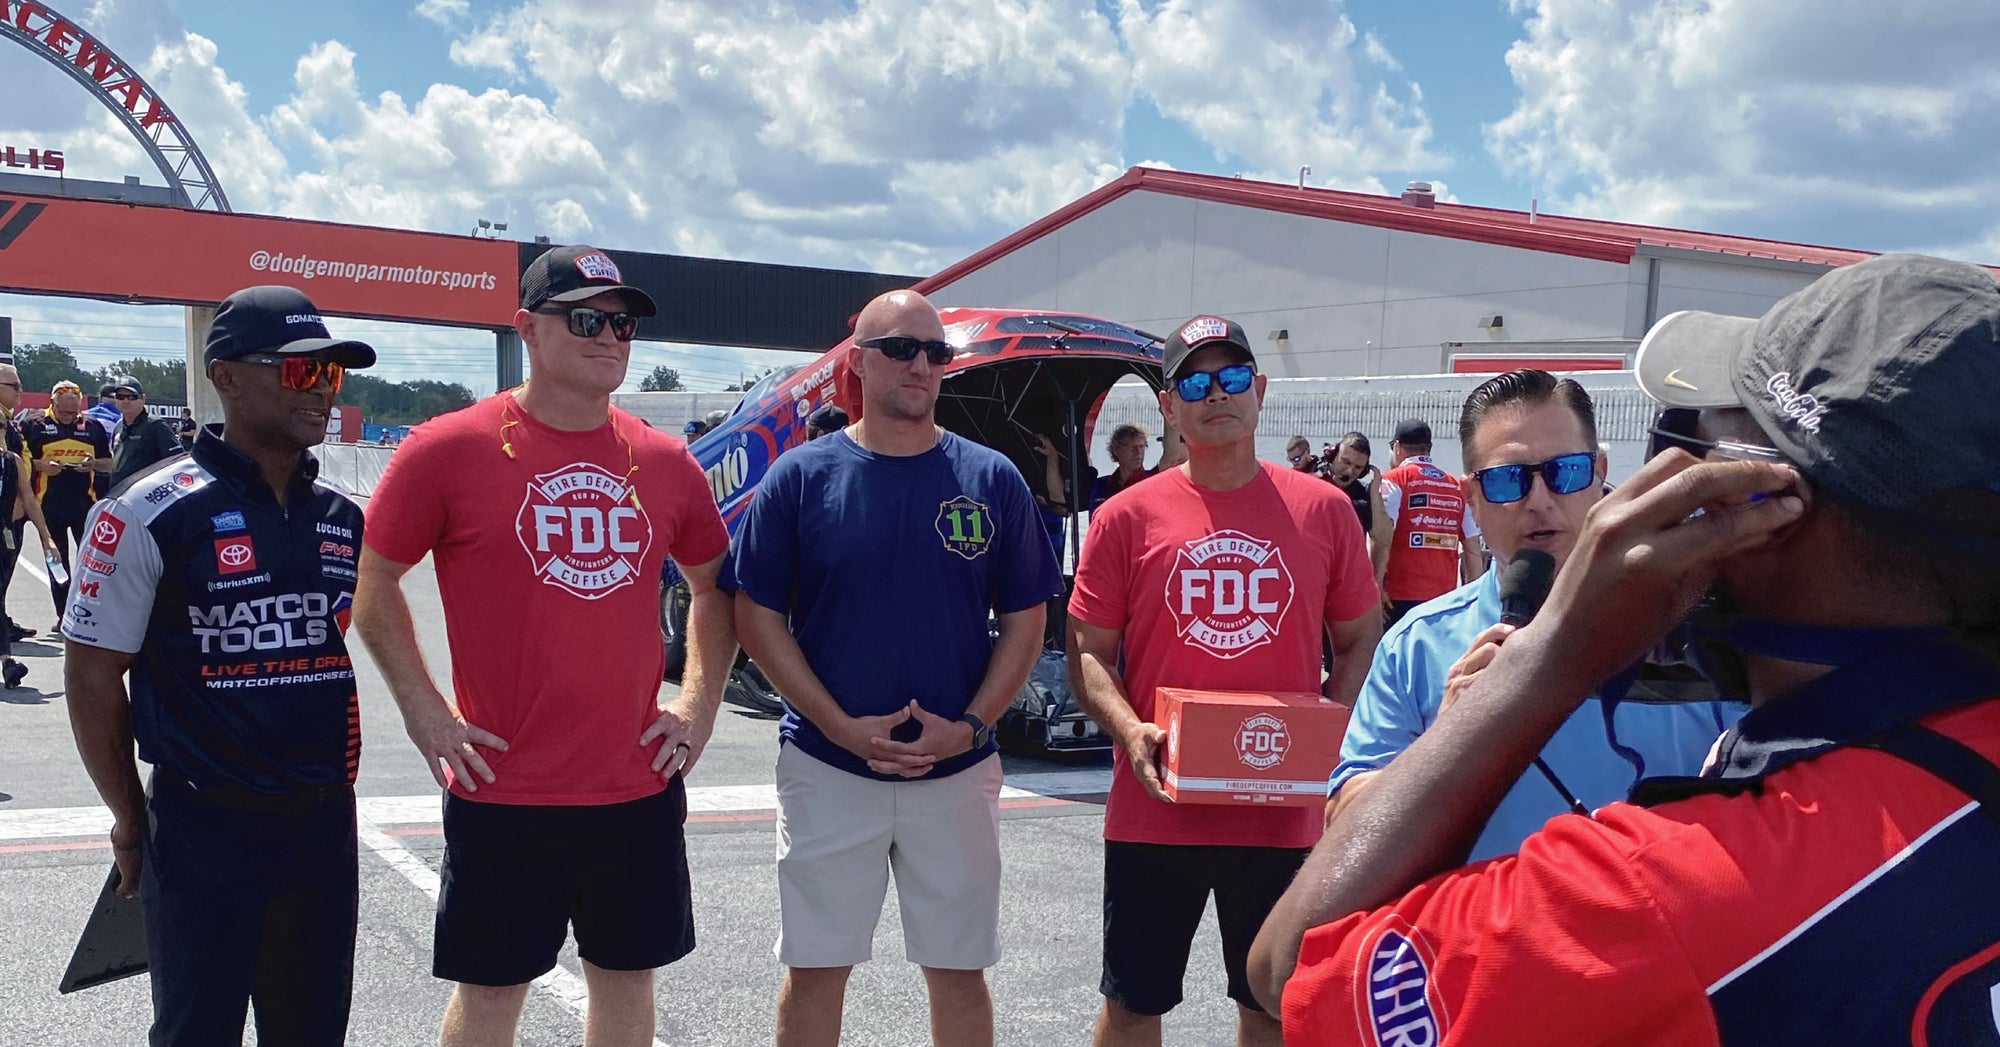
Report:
1364,922,1447,1046
1409,493,1428,508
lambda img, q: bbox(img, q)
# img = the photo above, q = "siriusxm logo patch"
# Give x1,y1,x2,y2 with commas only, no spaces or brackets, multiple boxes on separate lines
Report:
1365,925,1445,1047
211,511,247,533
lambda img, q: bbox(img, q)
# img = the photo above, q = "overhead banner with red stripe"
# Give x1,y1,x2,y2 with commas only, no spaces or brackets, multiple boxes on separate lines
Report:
0,191,518,327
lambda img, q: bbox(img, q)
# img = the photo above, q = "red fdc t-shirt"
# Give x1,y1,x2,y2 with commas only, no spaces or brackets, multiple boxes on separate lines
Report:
365,393,729,805
1069,462,1378,848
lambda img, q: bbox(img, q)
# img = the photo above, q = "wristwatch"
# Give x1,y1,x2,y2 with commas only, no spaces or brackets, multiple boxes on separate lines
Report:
959,712,993,749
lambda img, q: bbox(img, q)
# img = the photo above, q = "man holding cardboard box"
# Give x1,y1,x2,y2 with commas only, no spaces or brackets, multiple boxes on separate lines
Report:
1068,315,1381,1047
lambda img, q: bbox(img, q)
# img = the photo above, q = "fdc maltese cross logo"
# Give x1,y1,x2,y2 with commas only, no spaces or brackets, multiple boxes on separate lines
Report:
515,463,653,600
935,495,994,561
1165,529,1295,658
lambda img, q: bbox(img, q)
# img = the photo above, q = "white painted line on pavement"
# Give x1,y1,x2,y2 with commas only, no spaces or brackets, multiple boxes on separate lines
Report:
357,816,673,1047
0,768,1115,843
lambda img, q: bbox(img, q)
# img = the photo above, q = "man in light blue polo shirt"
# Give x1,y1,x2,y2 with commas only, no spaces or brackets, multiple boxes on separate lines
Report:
1327,369,1743,861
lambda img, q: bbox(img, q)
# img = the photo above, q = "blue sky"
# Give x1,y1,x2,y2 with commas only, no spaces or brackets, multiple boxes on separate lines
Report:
1,0,1995,396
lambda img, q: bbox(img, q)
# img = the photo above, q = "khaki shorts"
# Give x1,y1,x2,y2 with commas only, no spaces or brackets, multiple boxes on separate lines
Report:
773,744,1004,969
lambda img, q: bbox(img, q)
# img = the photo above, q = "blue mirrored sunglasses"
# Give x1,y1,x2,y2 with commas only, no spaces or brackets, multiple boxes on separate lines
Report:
1472,451,1599,504
1174,363,1256,402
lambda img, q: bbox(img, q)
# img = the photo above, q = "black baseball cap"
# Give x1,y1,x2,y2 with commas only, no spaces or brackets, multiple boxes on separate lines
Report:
1636,252,2000,512
108,376,143,396
520,245,658,317
204,286,377,367
1161,314,1254,380
1394,419,1432,446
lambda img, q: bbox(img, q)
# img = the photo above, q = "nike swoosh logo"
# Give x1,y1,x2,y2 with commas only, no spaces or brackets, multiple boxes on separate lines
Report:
1662,369,1699,391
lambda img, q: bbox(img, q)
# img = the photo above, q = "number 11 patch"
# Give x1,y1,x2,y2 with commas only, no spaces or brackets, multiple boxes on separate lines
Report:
935,495,993,561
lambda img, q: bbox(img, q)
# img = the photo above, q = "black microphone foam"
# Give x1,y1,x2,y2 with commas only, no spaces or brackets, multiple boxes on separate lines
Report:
1497,548,1558,627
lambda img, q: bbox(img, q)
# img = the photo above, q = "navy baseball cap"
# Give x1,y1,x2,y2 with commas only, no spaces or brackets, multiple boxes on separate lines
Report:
1394,419,1432,446
1636,253,2000,513
1161,314,1254,380
521,245,658,317
204,286,377,368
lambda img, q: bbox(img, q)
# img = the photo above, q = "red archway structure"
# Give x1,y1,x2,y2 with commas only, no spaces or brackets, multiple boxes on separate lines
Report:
0,0,231,211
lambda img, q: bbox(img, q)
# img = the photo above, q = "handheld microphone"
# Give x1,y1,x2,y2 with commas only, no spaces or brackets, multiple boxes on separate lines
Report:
1494,548,1586,814
1498,548,1558,627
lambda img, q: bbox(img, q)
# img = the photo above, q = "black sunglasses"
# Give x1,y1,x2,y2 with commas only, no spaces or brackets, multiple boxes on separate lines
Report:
1646,408,1790,465
535,306,639,342
111,392,141,401
1471,451,1600,504
858,335,954,366
1174,363,1256,402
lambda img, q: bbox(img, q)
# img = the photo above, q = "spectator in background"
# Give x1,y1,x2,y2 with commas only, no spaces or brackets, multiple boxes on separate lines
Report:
88,382,124,440
683,418,710,440
804,404,848,441
1374,419,1483,626
108,378,186,488
1085,421,1185,515
1284,435,1322,477
175,408,198,450
1324,432,1382,535
24,381,111,630
0,363,58,674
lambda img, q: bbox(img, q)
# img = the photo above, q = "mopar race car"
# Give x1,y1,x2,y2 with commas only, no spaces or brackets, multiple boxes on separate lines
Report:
662,307,1165,752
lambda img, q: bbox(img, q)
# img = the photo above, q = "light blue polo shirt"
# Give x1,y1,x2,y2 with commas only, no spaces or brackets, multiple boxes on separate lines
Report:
1330,567,1746,861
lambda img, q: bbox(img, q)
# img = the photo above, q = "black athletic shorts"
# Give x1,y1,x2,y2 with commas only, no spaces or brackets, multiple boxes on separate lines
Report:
434,777,694,986
1100,840,1310,1016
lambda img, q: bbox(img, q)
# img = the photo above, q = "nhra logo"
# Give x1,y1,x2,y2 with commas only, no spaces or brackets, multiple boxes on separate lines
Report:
1361,919,1449,1046
514,463,653,600
89,513,126,555
1166,530,1295,659
1236,713,1290,770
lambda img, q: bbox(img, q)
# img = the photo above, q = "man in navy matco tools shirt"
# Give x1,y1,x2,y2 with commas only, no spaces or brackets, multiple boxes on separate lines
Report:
64,286,375,1047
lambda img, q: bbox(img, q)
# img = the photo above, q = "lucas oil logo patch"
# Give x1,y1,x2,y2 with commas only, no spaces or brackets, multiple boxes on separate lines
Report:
1359,919,1449,1046
935,495,993,561
1166,530,1295,659
515,464,653,600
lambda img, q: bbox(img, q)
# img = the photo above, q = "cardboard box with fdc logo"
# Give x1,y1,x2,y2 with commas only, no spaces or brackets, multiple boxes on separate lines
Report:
1156,688,1351,807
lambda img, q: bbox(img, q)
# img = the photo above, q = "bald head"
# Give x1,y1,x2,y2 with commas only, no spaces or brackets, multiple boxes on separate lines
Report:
853,290,944,345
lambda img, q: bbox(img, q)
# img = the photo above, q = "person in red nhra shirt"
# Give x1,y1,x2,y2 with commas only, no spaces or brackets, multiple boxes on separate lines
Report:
354,245,734,1047
1247,252,2000,1046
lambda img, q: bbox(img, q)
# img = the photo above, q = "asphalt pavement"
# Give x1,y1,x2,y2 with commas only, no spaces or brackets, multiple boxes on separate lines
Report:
0,551,1250,1046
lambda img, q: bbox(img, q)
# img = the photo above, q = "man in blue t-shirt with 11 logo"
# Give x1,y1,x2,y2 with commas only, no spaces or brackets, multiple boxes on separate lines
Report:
733,289,1062,1047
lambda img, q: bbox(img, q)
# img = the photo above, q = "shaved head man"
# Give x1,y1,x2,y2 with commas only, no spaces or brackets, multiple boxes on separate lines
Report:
733,289,1061,1046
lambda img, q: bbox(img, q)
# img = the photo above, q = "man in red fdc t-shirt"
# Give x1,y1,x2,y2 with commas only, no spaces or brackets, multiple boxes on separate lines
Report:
355,245,733,1047
1068,314,1382,1047
1249,253,2000,1046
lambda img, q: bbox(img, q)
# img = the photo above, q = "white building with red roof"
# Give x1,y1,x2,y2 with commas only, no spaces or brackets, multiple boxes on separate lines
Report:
913,167,1895,378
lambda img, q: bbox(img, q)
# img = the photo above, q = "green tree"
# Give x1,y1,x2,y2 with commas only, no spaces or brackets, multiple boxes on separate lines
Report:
13,343,92,395
94,357,188,403
338,374,476,425
639,366,683,392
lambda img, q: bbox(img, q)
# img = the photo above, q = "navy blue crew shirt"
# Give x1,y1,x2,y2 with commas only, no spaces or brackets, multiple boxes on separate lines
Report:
731,429,1062,781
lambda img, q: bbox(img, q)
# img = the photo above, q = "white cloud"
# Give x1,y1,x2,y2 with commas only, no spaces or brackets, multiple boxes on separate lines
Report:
0,0,1451,390
1116,0,1440,192
414,0,470,28
1487,0,2000,262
